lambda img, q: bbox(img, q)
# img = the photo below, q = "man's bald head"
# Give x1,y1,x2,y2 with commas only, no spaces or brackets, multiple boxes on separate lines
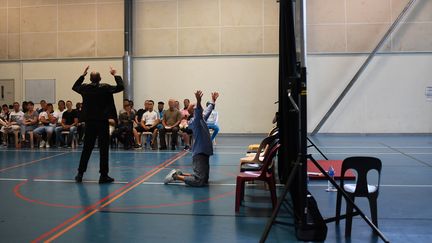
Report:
90,72,101,83
168,99,176,110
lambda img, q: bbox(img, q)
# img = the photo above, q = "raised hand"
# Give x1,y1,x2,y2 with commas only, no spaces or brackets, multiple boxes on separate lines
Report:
195,90,203,103
109,66,117,76
211,92,219,103
83,65,90,76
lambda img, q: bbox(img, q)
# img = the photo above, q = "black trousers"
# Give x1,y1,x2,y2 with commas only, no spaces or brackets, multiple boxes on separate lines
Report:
78,120,109,175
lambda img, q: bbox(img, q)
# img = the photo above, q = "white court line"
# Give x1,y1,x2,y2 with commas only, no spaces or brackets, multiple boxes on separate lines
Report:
0,149,181,154
214,152,432,155
1,178,432,188
309,146,432,149
143,182,432,188
0,178,28,181
311,152,432,155
2,150,430,156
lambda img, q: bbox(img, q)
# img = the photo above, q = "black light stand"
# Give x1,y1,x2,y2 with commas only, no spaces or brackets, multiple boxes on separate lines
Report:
260,80,390,242
261,0,390,241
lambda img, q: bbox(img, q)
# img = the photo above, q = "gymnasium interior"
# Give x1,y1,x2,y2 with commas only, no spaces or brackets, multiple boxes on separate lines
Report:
0,0,431,242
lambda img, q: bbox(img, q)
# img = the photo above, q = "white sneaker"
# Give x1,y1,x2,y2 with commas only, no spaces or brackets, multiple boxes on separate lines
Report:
164,169,178,184
46,143,50,148
39,140,46,148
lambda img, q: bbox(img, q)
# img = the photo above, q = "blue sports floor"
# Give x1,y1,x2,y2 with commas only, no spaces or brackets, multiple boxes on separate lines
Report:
0,134,431,242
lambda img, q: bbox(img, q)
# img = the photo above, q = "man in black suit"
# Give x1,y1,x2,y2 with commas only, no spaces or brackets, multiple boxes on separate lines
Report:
73,66,124,183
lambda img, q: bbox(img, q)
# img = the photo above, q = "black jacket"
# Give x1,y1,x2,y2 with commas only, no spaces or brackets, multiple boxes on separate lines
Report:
72,75,124,122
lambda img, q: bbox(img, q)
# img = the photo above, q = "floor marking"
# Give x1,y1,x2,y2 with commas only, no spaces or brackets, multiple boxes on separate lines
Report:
0,178,28,181
1,149,183,154
380,142,432,167
32,150,187,243
5,178,432,188
308,184,432,188
309,146,432,149
99,210,291,219
0,152,70,173
311,152,432,155
32,179,129,184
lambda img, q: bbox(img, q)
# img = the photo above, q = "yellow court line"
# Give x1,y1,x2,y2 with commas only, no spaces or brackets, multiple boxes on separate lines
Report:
44,151,187,243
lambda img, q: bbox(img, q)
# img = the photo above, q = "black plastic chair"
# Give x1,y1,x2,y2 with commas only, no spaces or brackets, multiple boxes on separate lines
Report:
335,156,382,236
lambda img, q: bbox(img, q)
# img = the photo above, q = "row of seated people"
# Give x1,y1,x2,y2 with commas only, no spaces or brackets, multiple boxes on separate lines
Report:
0,98,220,150
110,98,220,150
0,100,83,148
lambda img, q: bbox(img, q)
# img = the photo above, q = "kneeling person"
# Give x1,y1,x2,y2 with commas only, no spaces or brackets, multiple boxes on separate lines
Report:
164,90,219,187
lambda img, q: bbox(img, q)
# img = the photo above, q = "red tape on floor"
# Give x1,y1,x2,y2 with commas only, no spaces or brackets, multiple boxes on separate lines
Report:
32,150,187,243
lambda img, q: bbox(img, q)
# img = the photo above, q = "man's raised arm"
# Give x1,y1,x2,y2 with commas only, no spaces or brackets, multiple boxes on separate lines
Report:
72,65,89,94
109,66,124,93
203,92,219,121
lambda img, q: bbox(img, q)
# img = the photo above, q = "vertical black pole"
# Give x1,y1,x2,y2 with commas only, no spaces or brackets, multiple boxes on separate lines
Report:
298,66,308,229
278,0,299,184
123,0,133,100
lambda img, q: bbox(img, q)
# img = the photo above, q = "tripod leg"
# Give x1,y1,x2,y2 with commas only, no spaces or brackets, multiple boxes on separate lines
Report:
260,163,299,243
307,137,328,160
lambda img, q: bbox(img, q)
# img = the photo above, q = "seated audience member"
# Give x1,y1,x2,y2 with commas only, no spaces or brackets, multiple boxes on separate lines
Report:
0,104,11,146
140,100,159,149
20,101,39,148
22,101,28,113
180,115,193,150
54,100,66,124
157,101,165,117
129,100,137,114
135,100,148,126
2,102,23,147
134,100,148,146
113,103,140,149
156,101,165,130
206,101,220,142
159,99,182,150
180,99,190,129
118,99,130,115
37,100,47,113
0,104,10,125
55,101,78,148
75,102,85,144
174,100,180,110
33,103,57,148
53,100,66,142
108,118,117,147
179,99,192,150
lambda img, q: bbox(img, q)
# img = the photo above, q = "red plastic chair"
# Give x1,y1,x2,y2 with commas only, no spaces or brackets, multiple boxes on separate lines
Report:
235,144,280,212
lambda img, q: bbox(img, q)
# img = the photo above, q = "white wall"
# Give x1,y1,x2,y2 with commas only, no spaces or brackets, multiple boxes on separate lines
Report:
0,59,124,111
308,53,432,133
0,53,431,133
133,56,279,133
